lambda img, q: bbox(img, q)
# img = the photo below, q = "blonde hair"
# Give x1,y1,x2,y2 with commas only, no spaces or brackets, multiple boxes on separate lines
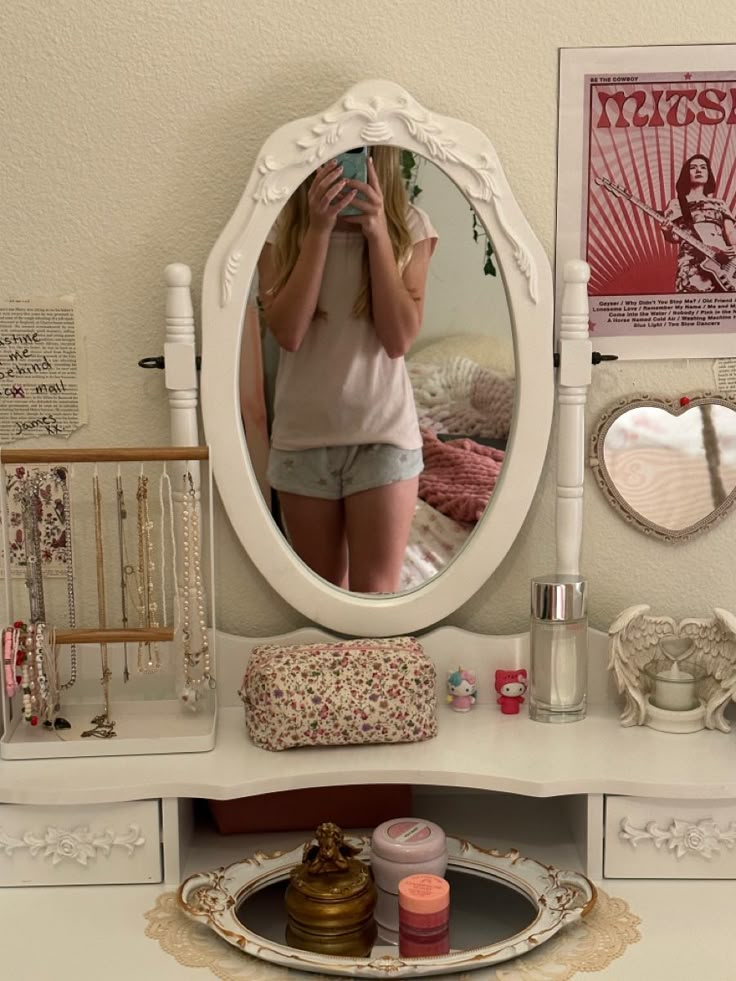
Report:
269,145,413,318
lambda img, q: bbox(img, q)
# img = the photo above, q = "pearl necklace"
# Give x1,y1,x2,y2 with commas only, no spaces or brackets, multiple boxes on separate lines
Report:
136,473,160,673
180,471,214,707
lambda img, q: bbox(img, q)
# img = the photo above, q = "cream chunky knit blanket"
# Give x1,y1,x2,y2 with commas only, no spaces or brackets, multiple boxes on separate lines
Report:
407,356,515,439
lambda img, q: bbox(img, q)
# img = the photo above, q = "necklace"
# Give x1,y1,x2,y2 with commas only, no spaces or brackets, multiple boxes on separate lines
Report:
158,465,178,629
180,471,214,707
57,467,78,690
41,627,69,730
81,471,115,739
34,621,50,718
3,627,16,697
136,473,160,673
18,623,35,725
20,474,45,623
116,471,131,683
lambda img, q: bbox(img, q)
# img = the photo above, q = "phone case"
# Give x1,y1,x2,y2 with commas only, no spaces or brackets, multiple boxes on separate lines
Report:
336,148,367,216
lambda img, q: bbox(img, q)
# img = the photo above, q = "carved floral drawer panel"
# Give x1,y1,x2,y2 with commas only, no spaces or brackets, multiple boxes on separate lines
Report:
0,800,162,887
604,796,736,879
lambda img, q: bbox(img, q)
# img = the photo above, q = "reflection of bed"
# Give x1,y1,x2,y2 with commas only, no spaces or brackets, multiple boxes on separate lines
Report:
400,499,473,590
400,432,506,589
408,354,514,440
402,339,515,586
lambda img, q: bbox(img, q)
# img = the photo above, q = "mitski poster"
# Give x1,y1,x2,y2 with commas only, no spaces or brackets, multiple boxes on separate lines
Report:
557,45,736,359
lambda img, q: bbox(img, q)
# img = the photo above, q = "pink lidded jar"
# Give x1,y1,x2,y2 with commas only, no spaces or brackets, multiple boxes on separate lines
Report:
370,819,448,895
370,818,448,942
398,874,450,958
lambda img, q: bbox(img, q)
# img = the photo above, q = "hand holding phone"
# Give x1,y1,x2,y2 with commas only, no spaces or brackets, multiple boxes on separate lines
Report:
307,160,356,232
340,156,388,242
334,147,368,216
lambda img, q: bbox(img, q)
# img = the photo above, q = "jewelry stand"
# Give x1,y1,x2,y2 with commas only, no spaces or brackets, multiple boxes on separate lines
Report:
0,446,217,760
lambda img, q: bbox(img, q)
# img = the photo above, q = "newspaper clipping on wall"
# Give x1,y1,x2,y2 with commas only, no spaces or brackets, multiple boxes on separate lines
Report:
0,296,85,442
557,45,736,360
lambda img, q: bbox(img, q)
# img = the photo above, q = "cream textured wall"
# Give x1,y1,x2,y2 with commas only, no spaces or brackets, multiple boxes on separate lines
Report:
2,1,735,638
415,161,513,343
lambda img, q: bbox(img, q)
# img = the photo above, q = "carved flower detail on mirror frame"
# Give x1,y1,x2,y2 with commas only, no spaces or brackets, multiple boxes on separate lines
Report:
220,86,537,307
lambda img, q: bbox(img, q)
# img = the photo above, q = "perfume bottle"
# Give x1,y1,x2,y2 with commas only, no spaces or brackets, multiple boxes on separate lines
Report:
529,575,588,723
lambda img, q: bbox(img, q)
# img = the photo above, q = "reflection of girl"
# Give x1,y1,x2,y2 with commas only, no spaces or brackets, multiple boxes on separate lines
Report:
257,147,438,593
662,154,736,293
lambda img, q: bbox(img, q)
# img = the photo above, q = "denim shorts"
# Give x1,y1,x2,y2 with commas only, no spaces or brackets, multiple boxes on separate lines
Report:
267,444,424,500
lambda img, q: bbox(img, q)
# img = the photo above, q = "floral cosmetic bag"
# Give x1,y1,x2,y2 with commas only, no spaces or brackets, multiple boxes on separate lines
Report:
239,636,438,751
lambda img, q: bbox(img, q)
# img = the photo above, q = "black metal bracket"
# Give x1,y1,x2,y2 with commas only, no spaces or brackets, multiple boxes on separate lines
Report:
553,352,618,368
138,355,202,370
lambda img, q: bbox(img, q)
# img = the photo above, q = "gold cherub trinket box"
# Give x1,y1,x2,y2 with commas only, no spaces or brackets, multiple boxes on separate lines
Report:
285,822,377,957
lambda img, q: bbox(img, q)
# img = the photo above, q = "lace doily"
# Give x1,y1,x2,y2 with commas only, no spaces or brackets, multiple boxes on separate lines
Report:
144,887,640,981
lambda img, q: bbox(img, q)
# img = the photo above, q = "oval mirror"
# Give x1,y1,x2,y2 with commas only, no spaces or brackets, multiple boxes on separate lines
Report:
245,153,515,596
590,394,736,540
201,80,553,635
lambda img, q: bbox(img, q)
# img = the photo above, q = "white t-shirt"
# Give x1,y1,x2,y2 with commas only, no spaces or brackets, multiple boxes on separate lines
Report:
267,206,438,452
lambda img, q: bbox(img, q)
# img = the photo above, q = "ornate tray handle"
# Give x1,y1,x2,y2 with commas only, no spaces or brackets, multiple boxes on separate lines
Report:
548,869,598,919
178,867,235,921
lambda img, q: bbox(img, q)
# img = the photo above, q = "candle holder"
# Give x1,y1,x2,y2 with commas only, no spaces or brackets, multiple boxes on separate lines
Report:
608,605,736,734
642,642,707,733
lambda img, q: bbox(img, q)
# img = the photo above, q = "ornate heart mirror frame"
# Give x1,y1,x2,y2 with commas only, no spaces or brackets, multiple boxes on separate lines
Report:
200,80,554,635
590,393,736,542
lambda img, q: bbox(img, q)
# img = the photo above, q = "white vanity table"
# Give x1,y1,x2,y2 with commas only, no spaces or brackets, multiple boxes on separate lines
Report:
1,81,735,979
1,628,736,979
1,626,735,880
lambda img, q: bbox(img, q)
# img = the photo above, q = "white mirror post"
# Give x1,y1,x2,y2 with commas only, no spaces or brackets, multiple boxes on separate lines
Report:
556,260,592,575
163,263,214,697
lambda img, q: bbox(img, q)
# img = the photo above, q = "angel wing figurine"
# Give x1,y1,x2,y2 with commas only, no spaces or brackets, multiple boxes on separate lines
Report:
608,605,676,726
609,605,736,731
680,609,736,732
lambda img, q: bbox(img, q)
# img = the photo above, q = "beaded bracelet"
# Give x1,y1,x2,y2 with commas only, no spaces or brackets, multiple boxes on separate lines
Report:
2,626,16,697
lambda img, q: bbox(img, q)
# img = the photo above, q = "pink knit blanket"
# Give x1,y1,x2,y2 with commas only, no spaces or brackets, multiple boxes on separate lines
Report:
419,429,505,523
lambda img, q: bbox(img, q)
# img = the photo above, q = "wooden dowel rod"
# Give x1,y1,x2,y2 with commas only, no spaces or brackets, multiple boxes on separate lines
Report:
0,446,208,465
54,627,175,645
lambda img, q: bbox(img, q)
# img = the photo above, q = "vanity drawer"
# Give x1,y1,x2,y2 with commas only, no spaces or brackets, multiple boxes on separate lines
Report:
0,800,162,887
604,796,736,879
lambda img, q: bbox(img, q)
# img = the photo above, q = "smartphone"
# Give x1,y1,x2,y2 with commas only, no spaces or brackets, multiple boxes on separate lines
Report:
334,146,368,216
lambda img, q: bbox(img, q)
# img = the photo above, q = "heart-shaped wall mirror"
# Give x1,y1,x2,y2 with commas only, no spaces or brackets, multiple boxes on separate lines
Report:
590,394,736,540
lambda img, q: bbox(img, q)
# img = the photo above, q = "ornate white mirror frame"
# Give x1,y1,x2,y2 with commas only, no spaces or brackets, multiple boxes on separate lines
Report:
200,80,554,635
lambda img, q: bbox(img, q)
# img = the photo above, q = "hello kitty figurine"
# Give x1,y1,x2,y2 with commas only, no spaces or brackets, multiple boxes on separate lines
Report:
495,669,527,715
446,667,477,712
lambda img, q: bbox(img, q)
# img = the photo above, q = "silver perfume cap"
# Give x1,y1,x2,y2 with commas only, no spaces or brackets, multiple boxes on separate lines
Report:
531,575,587,621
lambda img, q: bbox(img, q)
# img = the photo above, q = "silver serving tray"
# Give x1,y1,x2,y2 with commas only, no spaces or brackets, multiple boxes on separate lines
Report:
178,835,596,977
